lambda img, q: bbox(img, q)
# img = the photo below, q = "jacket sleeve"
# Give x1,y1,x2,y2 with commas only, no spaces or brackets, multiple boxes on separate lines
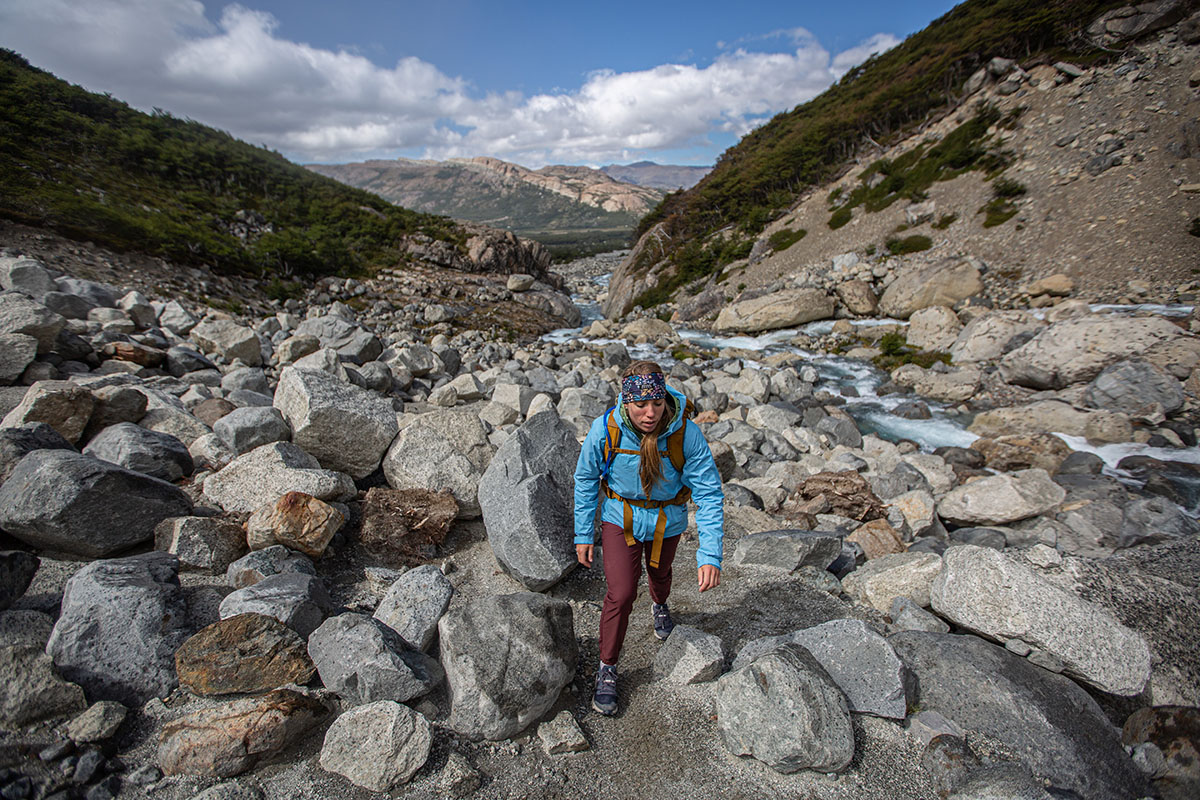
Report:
681,421,724,569
573,415,606,545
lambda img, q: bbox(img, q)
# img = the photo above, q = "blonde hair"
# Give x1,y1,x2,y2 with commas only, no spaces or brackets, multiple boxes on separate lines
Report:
621,360,670,497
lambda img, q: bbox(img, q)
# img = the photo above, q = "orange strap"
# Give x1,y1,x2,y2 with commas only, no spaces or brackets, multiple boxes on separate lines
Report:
601,480,691,569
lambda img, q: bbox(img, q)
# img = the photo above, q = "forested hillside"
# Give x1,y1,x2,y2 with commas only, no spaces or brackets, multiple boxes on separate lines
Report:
0,50,461,279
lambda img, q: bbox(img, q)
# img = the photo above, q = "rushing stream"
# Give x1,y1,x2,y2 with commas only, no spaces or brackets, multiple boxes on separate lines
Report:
545,270,1199,514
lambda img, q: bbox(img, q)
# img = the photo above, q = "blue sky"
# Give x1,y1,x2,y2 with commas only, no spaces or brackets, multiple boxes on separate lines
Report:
0,0,959,167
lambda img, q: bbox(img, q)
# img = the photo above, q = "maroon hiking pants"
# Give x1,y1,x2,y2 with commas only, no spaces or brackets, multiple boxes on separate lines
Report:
598,521,682,665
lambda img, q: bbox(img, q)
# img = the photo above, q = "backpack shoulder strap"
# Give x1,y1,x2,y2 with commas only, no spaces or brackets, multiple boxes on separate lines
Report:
601,407,620,476
665,399,693,473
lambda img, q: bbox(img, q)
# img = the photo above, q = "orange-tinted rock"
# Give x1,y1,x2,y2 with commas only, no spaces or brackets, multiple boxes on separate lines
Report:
847,519,906,560
245,492,343,558
970,434,1072,473
175,613,315,696
359,487,457,568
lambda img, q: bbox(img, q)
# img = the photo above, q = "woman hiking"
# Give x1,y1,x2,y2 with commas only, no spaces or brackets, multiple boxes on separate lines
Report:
573,359,725,716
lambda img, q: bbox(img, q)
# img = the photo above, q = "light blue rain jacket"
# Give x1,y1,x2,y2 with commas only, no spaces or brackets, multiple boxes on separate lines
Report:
573,384,725,569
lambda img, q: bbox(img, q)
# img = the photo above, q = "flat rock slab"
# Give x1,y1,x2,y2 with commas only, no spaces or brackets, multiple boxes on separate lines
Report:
46,552,189,706
842,551,943,612
930,545,1151,696
0,450,193,557
728,530,842,571
937,469,1065,526
889,631,1147,800
176,613,316,696
218,573,332,639
158,688,326,778
202,442,356,514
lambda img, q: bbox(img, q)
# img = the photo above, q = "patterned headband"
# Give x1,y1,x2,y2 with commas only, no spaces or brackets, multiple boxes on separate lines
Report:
622,372,666,404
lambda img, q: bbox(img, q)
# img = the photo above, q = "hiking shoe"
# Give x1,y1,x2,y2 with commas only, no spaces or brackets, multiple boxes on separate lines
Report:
592,664,618,716
652,602,675,640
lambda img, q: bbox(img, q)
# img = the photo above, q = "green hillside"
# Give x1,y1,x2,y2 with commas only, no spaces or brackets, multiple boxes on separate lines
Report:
0,50,460,279
631,0,1131,302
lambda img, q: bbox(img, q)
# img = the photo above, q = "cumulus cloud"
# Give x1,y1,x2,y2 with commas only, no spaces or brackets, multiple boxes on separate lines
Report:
0,0,901,166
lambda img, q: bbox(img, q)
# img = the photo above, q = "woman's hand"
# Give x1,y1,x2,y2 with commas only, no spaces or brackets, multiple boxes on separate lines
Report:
576,544,593,567
698,564,721,592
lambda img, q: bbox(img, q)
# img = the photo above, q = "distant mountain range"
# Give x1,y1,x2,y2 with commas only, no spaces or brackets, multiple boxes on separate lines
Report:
306,157,710,258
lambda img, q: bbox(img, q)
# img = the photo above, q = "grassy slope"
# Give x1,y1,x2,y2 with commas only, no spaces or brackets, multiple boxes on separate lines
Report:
630,0,1131,302
0,50,461,279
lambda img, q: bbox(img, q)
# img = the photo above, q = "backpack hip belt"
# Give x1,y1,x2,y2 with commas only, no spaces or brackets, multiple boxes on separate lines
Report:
600,479,691,569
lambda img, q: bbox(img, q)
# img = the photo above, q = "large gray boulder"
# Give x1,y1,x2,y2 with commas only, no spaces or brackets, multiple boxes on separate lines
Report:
273,367,398,479
841,551,943,612
906,306,962,352
0,450,192,557
716,642,854,773
930,545,1151,696
225,545,315,589
1,380,95,443
735,619,909,719
0,645,87,728
307,613,442,705
0,422,74,487
155,516,247,573
46,552,189,705
438,592,577,741
202,442,356,513
878,259,983,320
219,573,332,639
999,316,1186,389
478,410,579,590
372,565,453,652
653,624,724,684
1084,358,1185,416
727,530,841,571
0,291,65,352
0,333,37,385
190,319,262,366
714,288,836,333
937,469,1065,526
889,631,1148,800
383,410,493,518
0,257,57,300
319,701,431,791
82,422,194,482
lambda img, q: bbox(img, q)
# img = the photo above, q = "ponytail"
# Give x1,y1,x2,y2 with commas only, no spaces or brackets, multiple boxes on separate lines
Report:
621,360,670,498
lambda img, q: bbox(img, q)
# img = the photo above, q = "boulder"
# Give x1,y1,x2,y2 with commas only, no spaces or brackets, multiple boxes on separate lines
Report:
878,259,983,320
999,316,1185,389
727,530,842,571
846,519,906,560
969,433,1072,473
319,701,431,791
383,410,493,518
716,643,854,773
930,545,1151,696
190,319,262,366
653,624,724,684
154,516,247,573
0,550,39,612
0,291,65,352
83,384,149,440
937,469,1065,526
714,289,836,333
273,367,398,479
835,279,878,316
139,406,212,447
359,487,458,568
1,380,94,443
906,306,962,352
66,699,128,743
1085,359,1185,417
213,406,291,455
0,450,192,557
46,552,189,705
949,309,1044,364
225,545,315,590
0,257,56,299
158,688,326,778
202,442,356,514
0,644,87,727
0,333,37,385
438,592,577,741
373,565,453,652
0,424,75,491
842,551,943,612
82,422,194,482
218,573,332,639
968,399,1130,442
736,619,909,719
478,410,579,591
538,710,590,755
890,363,981,403
889,631,1148,800
175,613,316,696
307,613,442,705
244,491,343,559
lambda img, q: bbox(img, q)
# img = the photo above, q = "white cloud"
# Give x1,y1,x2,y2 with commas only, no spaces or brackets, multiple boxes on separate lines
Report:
0,0,902,166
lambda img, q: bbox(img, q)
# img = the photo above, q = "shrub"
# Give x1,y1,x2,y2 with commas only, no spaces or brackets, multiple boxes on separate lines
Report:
991,176,1027,198
932,213,958,229
879,331,907,356
1189,217,1200,237
829,207,852,229
980,198,1018,228
886,234,933,255
767,227,807,252
864,244,877,256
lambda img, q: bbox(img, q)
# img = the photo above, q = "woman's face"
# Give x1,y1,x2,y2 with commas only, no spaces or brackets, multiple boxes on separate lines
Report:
628,397,666,433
